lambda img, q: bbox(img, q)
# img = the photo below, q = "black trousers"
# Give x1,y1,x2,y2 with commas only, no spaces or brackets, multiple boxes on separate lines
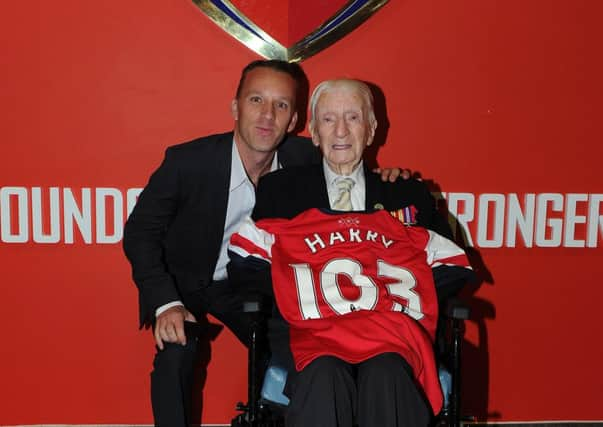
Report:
150,280,253,427
285,353,431,427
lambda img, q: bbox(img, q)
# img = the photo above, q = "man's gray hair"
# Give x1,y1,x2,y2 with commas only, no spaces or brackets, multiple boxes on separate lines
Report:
308,79,377,132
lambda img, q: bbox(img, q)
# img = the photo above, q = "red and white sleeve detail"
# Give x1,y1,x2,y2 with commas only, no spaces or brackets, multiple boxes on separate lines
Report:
229,217,275,263
425,230,472,269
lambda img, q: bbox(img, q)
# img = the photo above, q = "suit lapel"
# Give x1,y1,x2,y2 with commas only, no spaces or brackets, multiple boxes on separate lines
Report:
205,134,233,275
364,166,384,211
312,165,331,208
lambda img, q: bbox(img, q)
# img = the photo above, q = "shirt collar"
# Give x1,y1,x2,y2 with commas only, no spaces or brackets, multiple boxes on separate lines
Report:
231,138,280,191
322,158,365,186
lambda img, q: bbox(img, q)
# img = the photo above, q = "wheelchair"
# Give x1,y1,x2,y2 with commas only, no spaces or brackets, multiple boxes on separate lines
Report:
230,297,470,427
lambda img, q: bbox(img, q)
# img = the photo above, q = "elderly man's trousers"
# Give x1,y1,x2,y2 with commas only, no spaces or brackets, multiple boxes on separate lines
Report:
285,352,431,427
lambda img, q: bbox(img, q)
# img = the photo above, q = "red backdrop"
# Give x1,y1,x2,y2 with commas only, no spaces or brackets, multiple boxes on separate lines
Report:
1,0,602,424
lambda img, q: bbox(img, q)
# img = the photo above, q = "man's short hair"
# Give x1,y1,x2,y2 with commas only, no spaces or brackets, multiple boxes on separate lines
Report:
235,59,305,100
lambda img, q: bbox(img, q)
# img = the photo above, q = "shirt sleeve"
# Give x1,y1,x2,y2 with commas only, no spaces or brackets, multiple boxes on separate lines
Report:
229,216,275,263
155,300,184,317
424,230,472,269
227,217,276,298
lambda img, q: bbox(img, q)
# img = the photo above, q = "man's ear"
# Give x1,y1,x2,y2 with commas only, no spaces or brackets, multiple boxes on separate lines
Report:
366,119,378,146
287,111,298,132
308,122,320,146
231,99,239,120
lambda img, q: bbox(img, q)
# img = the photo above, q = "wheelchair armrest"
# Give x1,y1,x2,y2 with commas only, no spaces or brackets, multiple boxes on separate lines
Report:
242,291,273,315
243,299,263,314
445,298,470,320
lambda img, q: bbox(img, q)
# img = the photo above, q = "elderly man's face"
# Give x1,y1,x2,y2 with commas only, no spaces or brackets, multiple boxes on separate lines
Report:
232,67,298,155
311,86,376,175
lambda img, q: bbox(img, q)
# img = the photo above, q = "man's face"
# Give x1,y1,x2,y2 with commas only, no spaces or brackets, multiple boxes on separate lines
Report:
232,67,298,155
311,86,377,175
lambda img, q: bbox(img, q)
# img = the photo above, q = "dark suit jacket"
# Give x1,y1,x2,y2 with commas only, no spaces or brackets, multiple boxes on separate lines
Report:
123,131,320,326
252,164,452,239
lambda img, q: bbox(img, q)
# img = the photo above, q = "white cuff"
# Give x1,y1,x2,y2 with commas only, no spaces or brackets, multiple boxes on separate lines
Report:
155,301,184,318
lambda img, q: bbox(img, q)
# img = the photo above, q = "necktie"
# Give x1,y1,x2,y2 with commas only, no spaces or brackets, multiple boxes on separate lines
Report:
332,177,355,211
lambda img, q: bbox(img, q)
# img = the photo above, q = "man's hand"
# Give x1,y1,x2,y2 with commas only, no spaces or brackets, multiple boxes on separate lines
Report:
154,306,197,350
372,167,412,182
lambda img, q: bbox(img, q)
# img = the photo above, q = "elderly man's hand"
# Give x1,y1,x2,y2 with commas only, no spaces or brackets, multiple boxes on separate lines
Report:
154,306,197,350
372,167,412,182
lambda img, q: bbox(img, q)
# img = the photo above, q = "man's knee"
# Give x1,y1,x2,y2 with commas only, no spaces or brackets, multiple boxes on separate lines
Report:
359,352,412,378
152,339,200,376
304,356,349,375
296,355,353,389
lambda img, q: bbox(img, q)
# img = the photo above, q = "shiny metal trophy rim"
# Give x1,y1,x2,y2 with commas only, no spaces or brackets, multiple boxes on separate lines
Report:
191,0,389,62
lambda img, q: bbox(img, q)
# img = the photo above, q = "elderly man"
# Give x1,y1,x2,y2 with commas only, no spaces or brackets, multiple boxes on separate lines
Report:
252,79,452,233
228,79,471,427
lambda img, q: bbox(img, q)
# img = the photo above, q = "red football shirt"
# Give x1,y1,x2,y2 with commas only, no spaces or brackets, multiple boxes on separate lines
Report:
230,208,472,413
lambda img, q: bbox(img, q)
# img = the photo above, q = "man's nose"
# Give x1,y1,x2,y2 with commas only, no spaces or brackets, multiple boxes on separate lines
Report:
335,118,349,137
261,102,276,119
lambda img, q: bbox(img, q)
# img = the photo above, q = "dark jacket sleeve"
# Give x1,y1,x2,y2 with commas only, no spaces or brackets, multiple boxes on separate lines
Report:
433,265,476,304
123,147,181,326
227,250,274,300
